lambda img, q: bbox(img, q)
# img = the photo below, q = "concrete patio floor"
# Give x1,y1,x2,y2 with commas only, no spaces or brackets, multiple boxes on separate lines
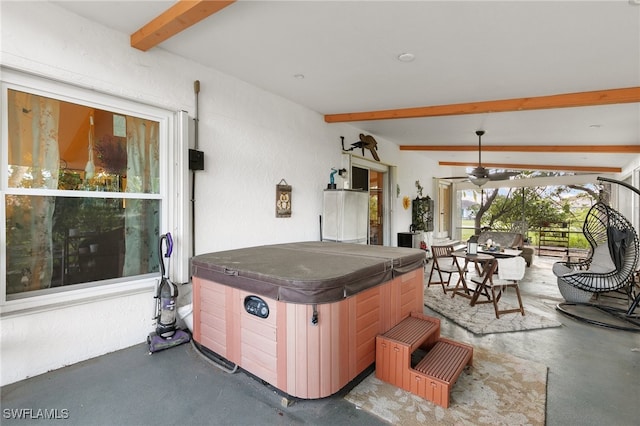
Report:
2,256,639,425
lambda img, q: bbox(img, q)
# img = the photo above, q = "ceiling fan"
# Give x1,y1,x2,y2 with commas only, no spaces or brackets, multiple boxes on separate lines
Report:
442,130,520,187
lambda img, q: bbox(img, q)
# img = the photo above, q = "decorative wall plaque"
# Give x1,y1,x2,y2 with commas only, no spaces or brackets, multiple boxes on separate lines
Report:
276,179,292,218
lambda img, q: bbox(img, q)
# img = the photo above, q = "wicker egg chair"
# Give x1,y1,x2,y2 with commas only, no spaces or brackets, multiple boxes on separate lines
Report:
553,201,640,331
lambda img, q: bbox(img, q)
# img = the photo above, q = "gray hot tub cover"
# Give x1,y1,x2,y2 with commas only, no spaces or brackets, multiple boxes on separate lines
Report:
190,241,425,304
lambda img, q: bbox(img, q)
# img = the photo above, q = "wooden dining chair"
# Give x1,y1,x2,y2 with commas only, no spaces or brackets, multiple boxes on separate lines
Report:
427,245,461,293
470,256,526,318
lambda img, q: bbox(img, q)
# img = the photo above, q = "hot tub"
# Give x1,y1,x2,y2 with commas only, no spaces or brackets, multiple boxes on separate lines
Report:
191,241,426,399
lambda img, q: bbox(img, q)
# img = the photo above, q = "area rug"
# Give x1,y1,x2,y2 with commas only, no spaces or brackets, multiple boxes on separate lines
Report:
424,286,562,335
345,346,547,425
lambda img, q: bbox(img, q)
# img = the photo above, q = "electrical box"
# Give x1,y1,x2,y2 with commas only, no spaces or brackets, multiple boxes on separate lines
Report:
189,149,204,170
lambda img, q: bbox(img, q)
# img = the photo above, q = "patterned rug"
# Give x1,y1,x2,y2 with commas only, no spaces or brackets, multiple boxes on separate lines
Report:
345,346,547,425
423,286,562,335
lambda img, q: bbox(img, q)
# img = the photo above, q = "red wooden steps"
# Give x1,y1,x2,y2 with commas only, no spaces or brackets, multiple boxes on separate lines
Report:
375,312,473,408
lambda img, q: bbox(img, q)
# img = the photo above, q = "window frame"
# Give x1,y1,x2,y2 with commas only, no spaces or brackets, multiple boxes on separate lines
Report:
1,68,176,313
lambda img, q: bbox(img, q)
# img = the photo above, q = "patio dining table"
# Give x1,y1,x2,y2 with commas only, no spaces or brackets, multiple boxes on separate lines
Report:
450,248,522,306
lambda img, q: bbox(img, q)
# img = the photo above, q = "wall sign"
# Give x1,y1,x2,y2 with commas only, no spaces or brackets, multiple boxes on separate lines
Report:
276,179,291,218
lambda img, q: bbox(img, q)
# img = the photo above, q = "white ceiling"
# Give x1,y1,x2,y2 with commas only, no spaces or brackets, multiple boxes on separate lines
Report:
53,0,640,174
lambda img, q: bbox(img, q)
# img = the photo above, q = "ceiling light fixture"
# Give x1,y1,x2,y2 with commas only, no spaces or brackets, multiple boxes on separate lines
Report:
397,53,415,62
293,73,305,79
470,177,490,187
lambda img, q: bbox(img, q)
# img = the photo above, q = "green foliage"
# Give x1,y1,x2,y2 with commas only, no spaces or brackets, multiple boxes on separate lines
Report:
473,185,596,230
58,169,83,190
415,180,424,198
412,196,433,232
463,182,599,249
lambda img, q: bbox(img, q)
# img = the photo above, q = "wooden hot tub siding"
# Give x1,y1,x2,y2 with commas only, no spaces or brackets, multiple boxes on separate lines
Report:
193,267,424,399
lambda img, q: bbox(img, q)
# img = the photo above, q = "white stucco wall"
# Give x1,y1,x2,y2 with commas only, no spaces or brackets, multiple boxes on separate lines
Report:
0,1,440,386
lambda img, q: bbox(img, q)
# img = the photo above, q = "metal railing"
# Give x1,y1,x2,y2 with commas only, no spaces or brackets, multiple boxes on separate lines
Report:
457,226,589,254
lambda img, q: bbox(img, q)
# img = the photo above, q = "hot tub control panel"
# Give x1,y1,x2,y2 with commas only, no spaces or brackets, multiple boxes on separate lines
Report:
244,295,269,319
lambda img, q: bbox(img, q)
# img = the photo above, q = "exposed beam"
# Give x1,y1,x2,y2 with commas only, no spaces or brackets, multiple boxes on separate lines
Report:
439,161,621,174
324,87,640,123
131,0,236,51
401,145,640,153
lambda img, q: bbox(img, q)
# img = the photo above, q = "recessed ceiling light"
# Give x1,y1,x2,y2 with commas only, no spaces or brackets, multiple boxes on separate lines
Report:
293,74,305,79
397,53,415,62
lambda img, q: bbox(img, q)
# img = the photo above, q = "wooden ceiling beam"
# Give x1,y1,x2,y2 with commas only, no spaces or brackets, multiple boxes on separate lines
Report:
400,145,640,153
131,0,236,51
439,161,621,174
325,87,640,123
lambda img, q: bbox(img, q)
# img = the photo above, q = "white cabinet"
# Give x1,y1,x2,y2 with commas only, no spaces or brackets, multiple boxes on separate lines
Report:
322,189,368,243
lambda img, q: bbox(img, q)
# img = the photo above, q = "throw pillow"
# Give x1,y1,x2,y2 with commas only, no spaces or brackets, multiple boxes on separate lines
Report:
552,262,573,277
588,243,616,273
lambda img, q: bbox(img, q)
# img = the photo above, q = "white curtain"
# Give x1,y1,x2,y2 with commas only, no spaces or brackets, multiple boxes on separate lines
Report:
123,116,159,276
7,91,60,292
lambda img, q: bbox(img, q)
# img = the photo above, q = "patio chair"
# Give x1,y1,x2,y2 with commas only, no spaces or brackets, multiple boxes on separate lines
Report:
470,256,526,318
427,245,461,294
553,202,640,330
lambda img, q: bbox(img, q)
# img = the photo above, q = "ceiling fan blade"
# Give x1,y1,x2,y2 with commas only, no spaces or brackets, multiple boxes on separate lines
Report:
488,171,520,181
438,176,469,180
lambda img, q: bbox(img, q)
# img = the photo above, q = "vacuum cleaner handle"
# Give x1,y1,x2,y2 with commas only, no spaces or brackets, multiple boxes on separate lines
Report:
158,233,173,279
164,232,173,258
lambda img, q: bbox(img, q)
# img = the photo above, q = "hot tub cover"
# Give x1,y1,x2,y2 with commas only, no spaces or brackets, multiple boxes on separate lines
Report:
191,241,425,303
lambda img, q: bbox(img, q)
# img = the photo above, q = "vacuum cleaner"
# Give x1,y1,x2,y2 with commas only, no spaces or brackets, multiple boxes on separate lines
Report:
147,232,190,354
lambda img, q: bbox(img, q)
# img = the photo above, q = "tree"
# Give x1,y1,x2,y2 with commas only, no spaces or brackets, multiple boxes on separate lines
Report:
467,179,599,235
473,188,499,234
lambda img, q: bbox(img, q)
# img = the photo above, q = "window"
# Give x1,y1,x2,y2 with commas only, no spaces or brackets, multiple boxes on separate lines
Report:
2,72,172,301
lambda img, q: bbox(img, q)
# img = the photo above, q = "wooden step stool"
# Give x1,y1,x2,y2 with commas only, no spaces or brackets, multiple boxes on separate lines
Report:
375,312,473,408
